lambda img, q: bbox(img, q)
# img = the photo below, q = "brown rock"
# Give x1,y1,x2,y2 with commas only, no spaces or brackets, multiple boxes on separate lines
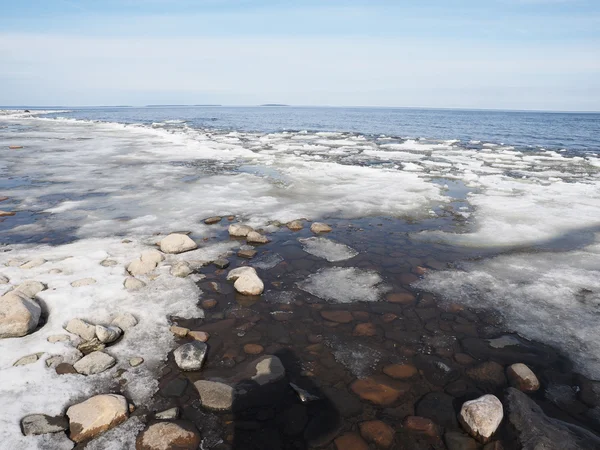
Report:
382,313,398,323
320,310,353,324
307,334,323,344
334,432,369,450
466,361,507,391
0,196,8,202
413,266,428,275
383,364,418,380
359,420,395,448
353,322,377,337
201,299,218,309
0,210,16,217
170,325,189,338
188,331,209,342
352,311,370,321
386,292,416,305
136,421,200,450
506,363,540,392
67,394,129,443
204,216,222,224
237,249,257,259
350,376,407,406
403,416,438,437
55,363,77,375
454,353,476,365
399,273,419,285
243,344,264,355
9,145,23,149
286,220,304,231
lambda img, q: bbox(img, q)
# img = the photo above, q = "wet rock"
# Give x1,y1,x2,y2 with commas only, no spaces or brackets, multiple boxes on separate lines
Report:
384,329,422,346
335,432,369,450
111,312,138,330
304,410,342,447
188,330,209,342
416,392,459,430
233,355,286,386
506,363,539,393
403,416,439,437
459,394,503,443
65,318,96,341
14,352,43,366
95,325,122,344
289,383,320,402
386,292,416,305
155,407,179,420
383,364,417,380
227,266,264,296
505,387,600,450
129,357,144,367
237,249,257,259
66,394,129,443
287,220,304,231
353,322,377,336
201,299,218,309
170,325,189,337
124,277,146,290
55,363,77,375
0,210,15,217
73,351,116,375
170,261,192,278
350,376,408,406
382,313,398,323
14,280,45,297
0,291,41,338
194,380,235,411
174,341,207,371
20,258,46,269
21,414,68,436
322,386,363,417
484,441,504,450
159,233,198,254
70,277,97,287
320,310,353,324
160,378,188,398
243,343,264,355
136,421,200,450
461,336,558,368
246,231,270,244
454,353,476,365
414,355,460,386
228,224,253,237
444,431,479,450
359,420,395,448
466,361,507,392
204,216,222,224
311,222,332,233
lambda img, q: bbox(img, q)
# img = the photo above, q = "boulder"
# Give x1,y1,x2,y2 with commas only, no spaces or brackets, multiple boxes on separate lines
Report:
65,318,96,341
459,394,503,443
124,277,146,290
505,387,600,450
311,222,332,233
73,351,116,375
227,266,264,296
170,261,192,278
173,341,207,371
70,278,96,287
127,258,157,276
359,420,395,448
0,291,41,338
287,220,304,231
506,363,539,392
111,312,138,330
246,231,270,244
194,380,235,411
136,421,200,450
13,280,45,297
95,325,122,344
66,394,129,443
21,414,68,436
159,234,198,254
228,224,253,237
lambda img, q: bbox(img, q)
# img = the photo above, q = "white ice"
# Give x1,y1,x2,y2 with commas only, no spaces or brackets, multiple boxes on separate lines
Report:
297,267,387,303
298,237,358,262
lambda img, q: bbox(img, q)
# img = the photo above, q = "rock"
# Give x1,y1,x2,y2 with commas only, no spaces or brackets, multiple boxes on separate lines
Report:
237,249,257,259
228,224,254,237
290,383,320,402
236,355,286,386
77,338,106,355
70,277,97,287
45,355,64,368
322,386,363,417
0,196,7,202
350,376,407,406
416,392,459,430
56,363,78,375
0,274,8,284
136,421,200,450
14,280,45,297
212,258,230,269
282,404,308,435
188,331,209,342
129,357,144,367
95,325,122,344
66,394,129,443
311,222,332,233
353,322,377,336
0,291,41,338
359,420,395,448
287,220,304,231
459,394,503,443
383,364,418,380
111,312,138,331
128,258,156,276
334,432,369,450
14,352,43,366
444,431,479,450
201,299,217,309
455,353,476,365
48,334,70,343
243,343,264,355
506,363,539,393
155,407,179,420
173,341,207,371
100,259,118,267
170,261,192,278
466,361,507,392
320,310,353,323
227,266,264,295
386,292,416,305
124,277,146,290
194,380,235,411
21,414,68,436
403,416,439,437
304,410,343,447
159,233,198,254
0,210,15,217
461,336,558,368
204,216,222,224
483,442,504,450
170,325,189,337
246,231,270,244
65,318,96,341
73,351,116,375
20,258,46,269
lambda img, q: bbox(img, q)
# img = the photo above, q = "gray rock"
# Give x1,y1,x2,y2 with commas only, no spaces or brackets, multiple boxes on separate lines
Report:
459,394,503,443
194,380,235,411
21,414,68,436
310,222,332,233
246,231,270,244
13,280,45,297
14,352,44,366
506,387,600,450
124,277,146,290
0,274,9,284
213,259,230,269
228,224,253,237
226,266,264,296
47,334,70,343
0,291,41,338
73,351,116,375
65,318,96,341
129,357,144,367
234,355,286,386
95,325,122,344
100,259,118,267
77,338,106,355
111,312,138,330
159,233,198,254
173,341,207,371
155,407,179,420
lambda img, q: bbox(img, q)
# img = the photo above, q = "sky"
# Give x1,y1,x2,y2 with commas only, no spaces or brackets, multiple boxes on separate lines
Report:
0,0,599,110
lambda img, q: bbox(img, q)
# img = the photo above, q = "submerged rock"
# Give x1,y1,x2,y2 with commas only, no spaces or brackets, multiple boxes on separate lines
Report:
350,376,407,406
0,291,41,338
136,421,200,450
359,420,395,448
66,394,129,443
334,432,369,450
227,266,264,295
21,414,68,436
159,233,198,254
459,394,503,443
173,341,207,371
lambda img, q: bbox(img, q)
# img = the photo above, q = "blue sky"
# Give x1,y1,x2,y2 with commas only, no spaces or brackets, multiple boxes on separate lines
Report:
1,0,599,110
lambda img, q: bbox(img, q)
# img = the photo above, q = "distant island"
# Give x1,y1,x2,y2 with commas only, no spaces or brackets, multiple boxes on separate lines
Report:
260,103,289,107
146,104,222,107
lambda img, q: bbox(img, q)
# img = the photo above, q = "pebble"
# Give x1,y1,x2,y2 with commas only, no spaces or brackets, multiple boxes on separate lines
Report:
383,364,418,379
95,324,122,344
246,231,270,244
55,363,78,375
204,216,222,224
111,312,138,330
0,291,41,338
227,266,264,296
334,432,369,450
350,376,406,406
228,223,253,237
287,220,304,230
310,222,332,233
66,394,129,443
403,416,439,437
237,249,257,259
386,292,416,305
14,352,43,366
459,394,504,443
353,322,377,336
320,310,353,323
129,357,144,367
155,407,179,420
124,277,146,290
136,421,201,450
170,261,192,277
65,318,96,341
506,363,540,392
359,420,395,448
21,414,68,436
213,258,230,269
47,334,70,343
201,299,218,309
189,331,210,342
194,380,235,411
159,233,198,254
243,343,264,355
174,341,207,371
73,351,116,375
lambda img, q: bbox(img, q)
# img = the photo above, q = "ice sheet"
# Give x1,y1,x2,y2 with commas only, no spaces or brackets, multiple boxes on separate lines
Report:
298,267,387,303
299,237,358,262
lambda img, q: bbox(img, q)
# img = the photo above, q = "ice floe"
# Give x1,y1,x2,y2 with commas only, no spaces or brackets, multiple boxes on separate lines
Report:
298,267,387,303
